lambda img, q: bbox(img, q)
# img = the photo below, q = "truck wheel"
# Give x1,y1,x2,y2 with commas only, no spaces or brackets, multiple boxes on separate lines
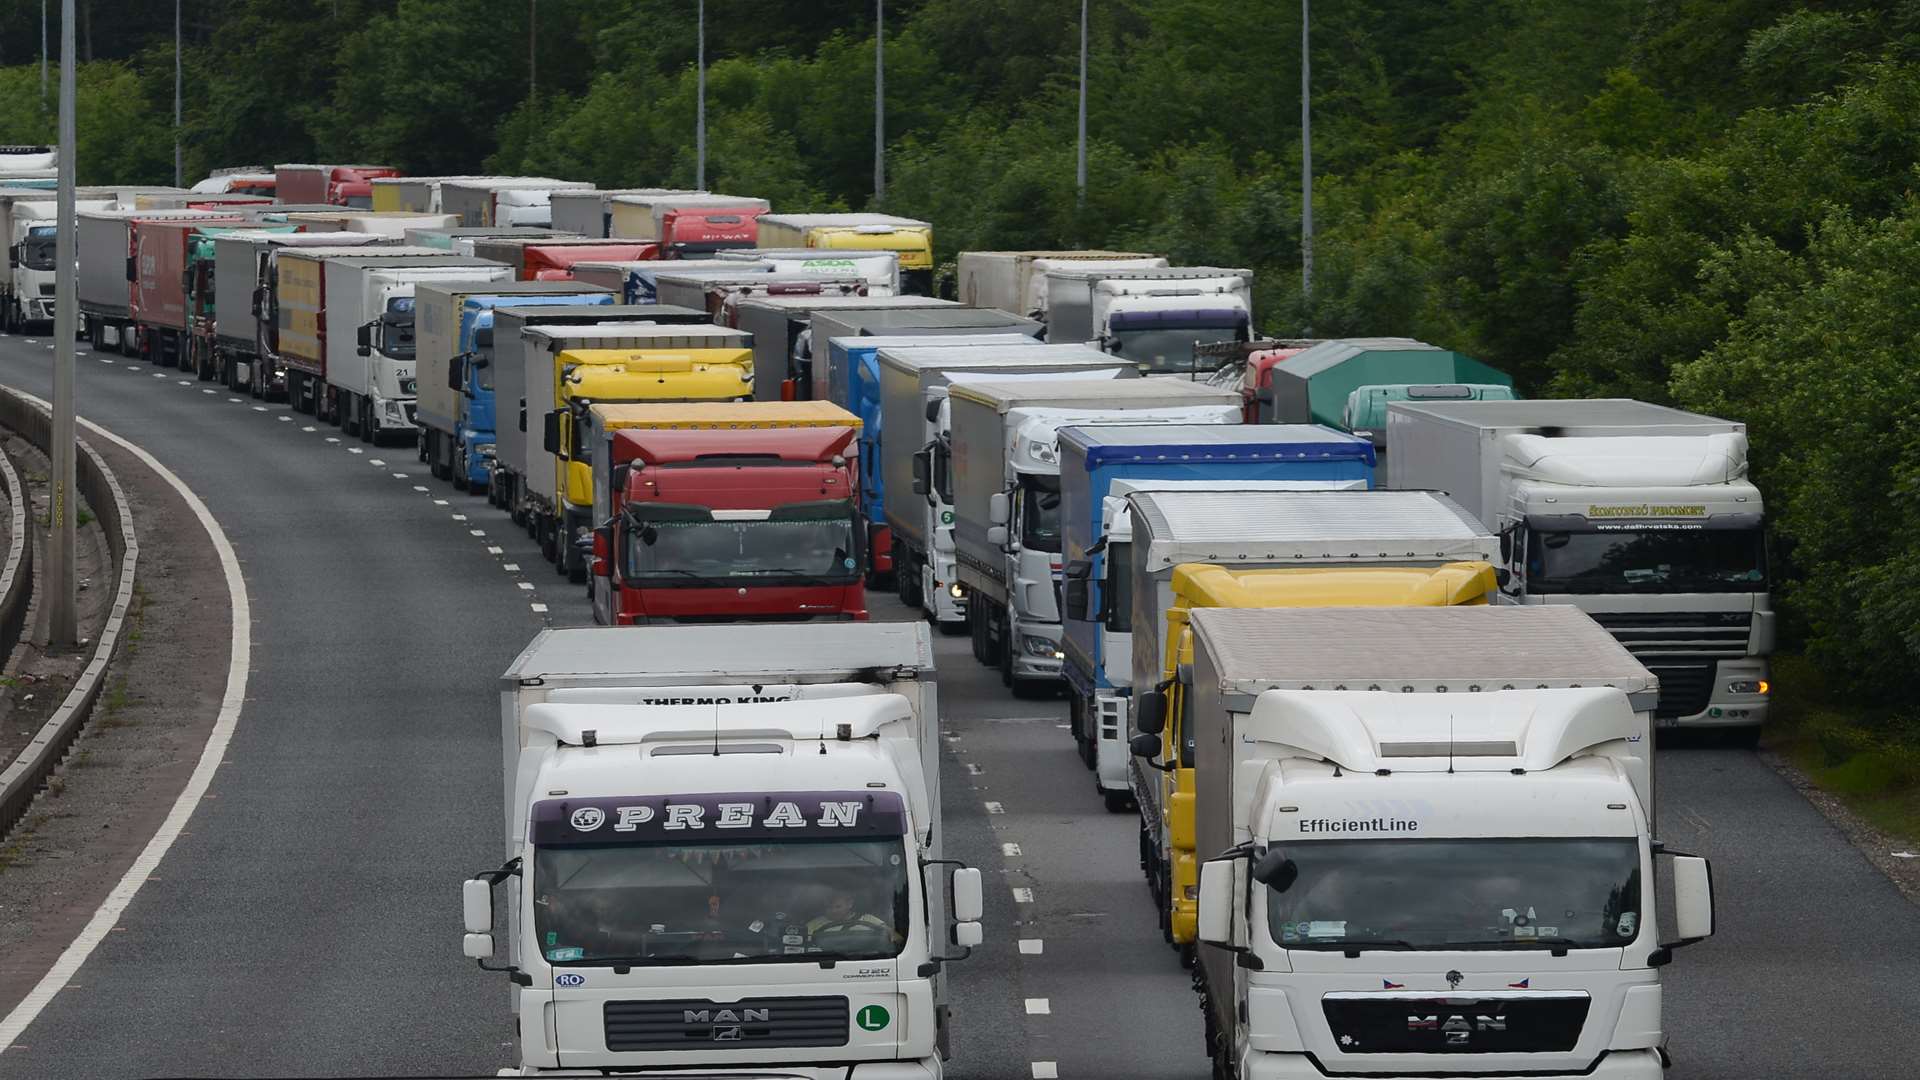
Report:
996,611,1014,688
968,600,987,663
4,301,16,333
1104,789,1134,814
539,519,558,564
451,448,470,491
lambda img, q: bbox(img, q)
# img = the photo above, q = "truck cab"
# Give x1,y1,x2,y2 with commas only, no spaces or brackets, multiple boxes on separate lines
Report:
756,215,935,296
657,205,766,255
1044,267,1253,376
1175,605,1709,1080
591,416,867,624
448,293,616,491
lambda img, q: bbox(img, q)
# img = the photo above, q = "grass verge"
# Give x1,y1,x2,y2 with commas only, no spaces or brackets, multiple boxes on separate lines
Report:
1765,653,1920,846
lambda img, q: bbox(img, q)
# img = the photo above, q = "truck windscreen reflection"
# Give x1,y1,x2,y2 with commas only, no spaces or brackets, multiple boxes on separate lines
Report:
1529,527,1766,593
627,500,858,584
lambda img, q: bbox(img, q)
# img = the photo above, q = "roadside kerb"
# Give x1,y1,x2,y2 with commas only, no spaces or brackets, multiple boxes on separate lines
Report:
0,386,137,836
0,430,31,672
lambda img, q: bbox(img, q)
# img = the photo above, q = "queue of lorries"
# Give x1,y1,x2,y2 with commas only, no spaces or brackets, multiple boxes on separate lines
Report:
4,148,1765,1079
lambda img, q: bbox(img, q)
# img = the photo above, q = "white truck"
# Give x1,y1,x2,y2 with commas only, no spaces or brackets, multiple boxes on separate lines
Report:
1387,398,1773,742
756,214,935,296
946,375,1242,694
327,255,512,443
467,623,983,1077
1176,604,1712,1080
442,178,595,228
723,248,901,297
188,167,276,196
1,188,118,332
1043,266,1253,377
550,188,705,238
955,251,1164,317
874,342,1132,627
282,210,461,237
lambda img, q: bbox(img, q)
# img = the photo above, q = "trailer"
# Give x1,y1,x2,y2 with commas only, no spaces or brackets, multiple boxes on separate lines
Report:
810,307,1043,403
77,208,237,355
607,193,769,243
441,178,595,228
956,251,1163,316
756,213,935,295
548,188,705,238
467,237,659,280
736,294,961,402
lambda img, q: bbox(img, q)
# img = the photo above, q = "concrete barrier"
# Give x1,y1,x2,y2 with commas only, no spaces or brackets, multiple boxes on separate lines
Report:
0,429,31,677
0,387,137,836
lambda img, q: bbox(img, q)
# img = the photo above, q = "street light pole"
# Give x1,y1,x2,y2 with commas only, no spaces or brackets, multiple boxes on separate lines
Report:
1076,0,1088,207
1300,0,1313,304
873,0,885,203
40,0,48,105
50,0,77,647
695,0,706,189
174,0,183,187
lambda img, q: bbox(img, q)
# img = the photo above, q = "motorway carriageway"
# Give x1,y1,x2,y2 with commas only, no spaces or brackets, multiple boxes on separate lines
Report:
0,333,1915,1078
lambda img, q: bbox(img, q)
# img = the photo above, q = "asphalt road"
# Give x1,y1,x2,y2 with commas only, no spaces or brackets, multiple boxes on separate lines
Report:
0,330,1914,1079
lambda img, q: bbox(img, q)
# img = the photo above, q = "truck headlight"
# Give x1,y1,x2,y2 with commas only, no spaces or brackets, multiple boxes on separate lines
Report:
474,442,496,460
1728,679,1769,695
1023,635,1057,658
384,400,405,419
949,583,964,599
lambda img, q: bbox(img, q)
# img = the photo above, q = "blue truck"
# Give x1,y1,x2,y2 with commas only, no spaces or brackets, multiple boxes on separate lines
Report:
822,333,1039,588
414,280,615,493
1055,424,1377,809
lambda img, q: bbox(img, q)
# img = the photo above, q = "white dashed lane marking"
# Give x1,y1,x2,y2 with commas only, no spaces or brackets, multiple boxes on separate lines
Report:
1019,939,1043,955
984,801,1005,814
1012,888,1033,903
1002,843,1022,857
1024,999,1050,1016
1031,1063,1058,1079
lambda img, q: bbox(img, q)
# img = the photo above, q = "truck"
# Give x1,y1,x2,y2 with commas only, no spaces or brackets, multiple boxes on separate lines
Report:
1,188,119,332
737,295,961,402
1167,604,1708,1080
821,334,1036,588
955,251,1164,316
370,175,499,213
1054,426,1379,805
77,208,237,355
327,256,514,443
607,194,769,245
468,237,659,280
208,231,380,396
439,178,594,228
280,210,460,238
1043,266,1253,376
812,308,1043,404
881,345,1138,631
659,205,767,256
271,245,470,419
1253,337,1517,478
1387,398,1774,740
655,270,868,322
414,281,616,491
468,622,980,1077
189,167,276,196
583,402,867,625
178,224,296,380
549,188,704,238
720,248,901,297
1119,488,1498,951
405,225,572,255
129,216,246,365
755,214,934,296
947,376,1243,693
498,316,744,576
273,163,402,207
0,145,58,179
572,258,770,305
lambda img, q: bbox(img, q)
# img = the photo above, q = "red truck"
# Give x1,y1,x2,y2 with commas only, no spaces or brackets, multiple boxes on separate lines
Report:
659,206,766,256
465,237,661,281
587,402,868,625
273,164,402,207
130,216,244,367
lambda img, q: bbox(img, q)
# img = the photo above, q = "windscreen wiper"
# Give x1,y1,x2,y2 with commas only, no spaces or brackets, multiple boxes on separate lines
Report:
1299,938,1420,957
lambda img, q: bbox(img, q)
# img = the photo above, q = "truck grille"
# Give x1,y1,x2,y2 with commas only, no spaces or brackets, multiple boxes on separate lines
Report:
1584,611,1749,719
38,283,55,296
604,995,848,1052
1323,993,1588,1054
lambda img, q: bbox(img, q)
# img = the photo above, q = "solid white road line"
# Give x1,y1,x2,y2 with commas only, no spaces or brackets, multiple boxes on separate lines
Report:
0,404,250,1051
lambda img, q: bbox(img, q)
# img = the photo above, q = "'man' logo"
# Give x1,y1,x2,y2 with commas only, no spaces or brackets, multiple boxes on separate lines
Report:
685,1008,771,1024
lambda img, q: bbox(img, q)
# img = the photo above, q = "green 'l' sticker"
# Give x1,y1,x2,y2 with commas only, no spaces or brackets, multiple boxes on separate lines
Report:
855,1004,891,1032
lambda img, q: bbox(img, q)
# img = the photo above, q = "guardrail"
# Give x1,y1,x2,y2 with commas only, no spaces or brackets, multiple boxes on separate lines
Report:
0,388,138,836
0,431,31,676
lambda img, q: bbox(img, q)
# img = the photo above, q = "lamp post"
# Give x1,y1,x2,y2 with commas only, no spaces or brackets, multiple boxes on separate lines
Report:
1300,0,1313,303
695,0,706,188
50,0,77,646
874,0,885,202
1076,0,1087,206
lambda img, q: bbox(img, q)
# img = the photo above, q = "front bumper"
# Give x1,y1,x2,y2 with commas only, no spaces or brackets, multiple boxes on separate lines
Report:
1009,617,1064,680
1244,1046,1663,1079
1661,657,1770,729
372,394,417,433
28,298,54,321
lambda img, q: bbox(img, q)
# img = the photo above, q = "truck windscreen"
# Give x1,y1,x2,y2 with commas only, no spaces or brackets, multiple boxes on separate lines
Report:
1110,324,1246,376
1528,525,1767,593
535,837,910,966
1266,837,1641,951
20,234,55,272
627,499,859,585
1020,475,1062,553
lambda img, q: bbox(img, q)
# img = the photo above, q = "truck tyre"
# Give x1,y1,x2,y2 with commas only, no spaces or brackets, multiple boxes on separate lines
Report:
3,301,16,333
87,322,102,351
539,518,558,564
968,600,988,663
451,447,470,491
997,611,1015,689
118,326,137,357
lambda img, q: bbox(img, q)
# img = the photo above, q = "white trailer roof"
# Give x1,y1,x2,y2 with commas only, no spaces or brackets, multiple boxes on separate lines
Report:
1189,605,1656,708
1390,398,1739,431
758,213,929,228
1128,489,1493,568
502,623,935,683
951,376,1239,412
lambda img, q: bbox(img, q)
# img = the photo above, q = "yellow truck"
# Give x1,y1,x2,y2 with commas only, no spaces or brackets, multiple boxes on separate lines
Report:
755,213,934,296
526,347,755,579
1135,561,1498,960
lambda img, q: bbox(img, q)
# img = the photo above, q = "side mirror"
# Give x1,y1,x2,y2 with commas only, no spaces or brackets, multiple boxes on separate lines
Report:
462,877,493,935
1495,567,1512,590
1063,576,1089,621
1129,732,1162,759
954,920,984,948
543,411,561,454
1196,859,1235,946
986,525,1008,548
462,932,495,960
988,492,1010,526
952,867,984,922
356,323,372,357
1669,854,1714,944
447,356,464,391
1499,527,1513,563
925,398,942,423
1134,690,1166,735
1251,848,1298,890
611,463,631,494
125,255,135,282
911,450,930,495
591,525,612,578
